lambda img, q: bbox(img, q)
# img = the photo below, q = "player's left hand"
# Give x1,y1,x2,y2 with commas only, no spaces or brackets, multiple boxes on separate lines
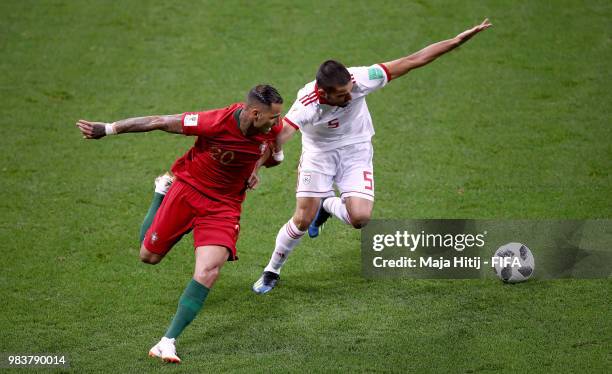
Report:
76,119,107,139
456,18,492,44
247,172,260,190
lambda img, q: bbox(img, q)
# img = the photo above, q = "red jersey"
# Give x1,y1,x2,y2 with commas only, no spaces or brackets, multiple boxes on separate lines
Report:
171,103,282,204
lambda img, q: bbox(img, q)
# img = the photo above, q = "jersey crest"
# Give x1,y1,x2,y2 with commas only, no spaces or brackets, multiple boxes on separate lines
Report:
368,67,384,80
184,114,199,126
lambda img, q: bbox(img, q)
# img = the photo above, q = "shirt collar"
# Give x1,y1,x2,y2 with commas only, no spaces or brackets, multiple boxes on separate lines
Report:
314,83,329,105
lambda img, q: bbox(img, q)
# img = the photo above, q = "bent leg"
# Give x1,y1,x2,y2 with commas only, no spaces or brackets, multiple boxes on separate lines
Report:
345,196,374,229
192,245,230,288
140,180,193,265
140,172,175,243
139,193,164,243
140,244,164,264
333,141,374,229
321,196,373,229
322,197,352,226
293,197,321,230
164,245,228,339
256,160,335,289
263,197,319,275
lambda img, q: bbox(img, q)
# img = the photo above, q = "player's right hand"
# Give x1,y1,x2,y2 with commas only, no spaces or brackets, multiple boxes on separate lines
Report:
456,18,492,44
76,119,107,139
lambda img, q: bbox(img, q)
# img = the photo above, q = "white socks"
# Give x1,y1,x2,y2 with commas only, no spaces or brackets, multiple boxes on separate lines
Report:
154,173,174,195
323,197,352,225
263,199,351,275
264,218,305,274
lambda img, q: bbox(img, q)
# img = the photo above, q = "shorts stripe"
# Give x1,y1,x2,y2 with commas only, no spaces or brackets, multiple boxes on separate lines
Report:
340,191,374,198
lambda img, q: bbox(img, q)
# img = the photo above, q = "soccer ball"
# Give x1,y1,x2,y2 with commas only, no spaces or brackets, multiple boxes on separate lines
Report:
493,242,535,283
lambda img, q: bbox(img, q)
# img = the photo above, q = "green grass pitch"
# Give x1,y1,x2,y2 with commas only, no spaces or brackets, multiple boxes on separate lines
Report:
1,0,610,372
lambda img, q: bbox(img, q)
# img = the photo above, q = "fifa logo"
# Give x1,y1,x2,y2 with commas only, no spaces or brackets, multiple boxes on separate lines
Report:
492,257,521,268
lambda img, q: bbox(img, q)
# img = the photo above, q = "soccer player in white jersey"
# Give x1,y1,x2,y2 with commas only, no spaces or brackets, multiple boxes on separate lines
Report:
253,19,492,293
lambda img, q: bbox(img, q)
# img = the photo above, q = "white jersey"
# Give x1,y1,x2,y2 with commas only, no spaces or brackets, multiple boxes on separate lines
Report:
284,64,390,152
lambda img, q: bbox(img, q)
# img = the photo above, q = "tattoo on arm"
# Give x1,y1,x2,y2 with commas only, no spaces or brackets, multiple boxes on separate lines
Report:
114,114,183,134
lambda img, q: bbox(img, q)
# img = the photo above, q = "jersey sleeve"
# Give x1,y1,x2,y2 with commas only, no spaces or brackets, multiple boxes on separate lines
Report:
181,111,213,136
283,100,309,130
349,64,391,95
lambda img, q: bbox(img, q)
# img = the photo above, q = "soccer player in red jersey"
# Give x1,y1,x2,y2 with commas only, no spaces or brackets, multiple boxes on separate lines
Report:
76,85,284,363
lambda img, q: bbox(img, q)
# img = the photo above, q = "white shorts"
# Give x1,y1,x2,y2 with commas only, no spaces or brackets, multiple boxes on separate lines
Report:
296,141,374,201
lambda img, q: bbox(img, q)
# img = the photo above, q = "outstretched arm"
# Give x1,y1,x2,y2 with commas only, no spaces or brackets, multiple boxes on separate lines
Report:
76,114,183,139
382,19,492,80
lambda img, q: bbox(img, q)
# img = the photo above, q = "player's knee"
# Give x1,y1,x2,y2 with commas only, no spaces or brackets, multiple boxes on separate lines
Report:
292,213,314,231
139,245,162,265
350,216,370,229
140,253,161,265
194,265,221,286
349,213,371,229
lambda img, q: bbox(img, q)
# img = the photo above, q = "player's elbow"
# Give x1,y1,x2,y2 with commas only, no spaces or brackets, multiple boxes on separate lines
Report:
450,36,462,48
405,57,426,72
150,116,167,130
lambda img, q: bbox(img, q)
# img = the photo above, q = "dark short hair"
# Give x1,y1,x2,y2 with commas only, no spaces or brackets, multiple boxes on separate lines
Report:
316,60,351,91
247,84,283,107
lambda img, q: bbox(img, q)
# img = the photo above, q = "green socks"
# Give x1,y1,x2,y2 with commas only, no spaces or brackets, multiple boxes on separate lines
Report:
164,279,210,339
139,192,164,243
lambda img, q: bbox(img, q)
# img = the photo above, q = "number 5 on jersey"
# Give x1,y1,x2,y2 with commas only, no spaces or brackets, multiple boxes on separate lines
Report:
327,119,340,129
363,171,373,190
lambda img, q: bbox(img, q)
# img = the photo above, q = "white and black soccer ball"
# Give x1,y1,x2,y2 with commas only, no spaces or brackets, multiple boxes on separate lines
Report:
493,242,535,283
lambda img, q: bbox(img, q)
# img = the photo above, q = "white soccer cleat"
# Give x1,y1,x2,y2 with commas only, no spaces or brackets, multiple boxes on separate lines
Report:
252,271,280,294
148,337,181,364
154,172,175,195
